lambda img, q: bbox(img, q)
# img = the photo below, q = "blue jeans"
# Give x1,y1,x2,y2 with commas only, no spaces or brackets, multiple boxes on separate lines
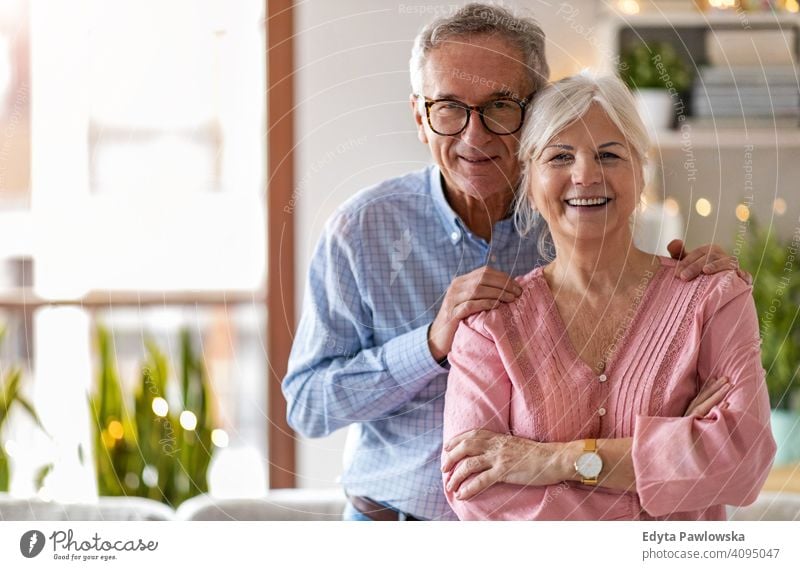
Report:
342,501,373,521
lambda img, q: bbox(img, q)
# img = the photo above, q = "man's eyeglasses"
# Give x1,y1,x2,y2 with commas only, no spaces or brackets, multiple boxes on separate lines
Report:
416,93,533,136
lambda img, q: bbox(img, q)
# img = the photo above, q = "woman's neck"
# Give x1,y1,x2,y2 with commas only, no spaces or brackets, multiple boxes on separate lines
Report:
544,228,657,295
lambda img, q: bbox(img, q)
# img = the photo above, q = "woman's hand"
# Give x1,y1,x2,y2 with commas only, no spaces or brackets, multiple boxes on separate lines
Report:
441,429,569,501
684,376,730,417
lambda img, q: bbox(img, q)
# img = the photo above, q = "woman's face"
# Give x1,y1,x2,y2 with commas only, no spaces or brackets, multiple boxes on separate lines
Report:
527,103,643,246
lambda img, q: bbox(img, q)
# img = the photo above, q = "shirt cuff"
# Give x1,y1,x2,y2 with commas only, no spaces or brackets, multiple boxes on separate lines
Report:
382,323,448,394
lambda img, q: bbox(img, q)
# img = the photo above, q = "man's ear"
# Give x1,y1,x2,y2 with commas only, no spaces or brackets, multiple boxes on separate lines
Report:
409,94,429,145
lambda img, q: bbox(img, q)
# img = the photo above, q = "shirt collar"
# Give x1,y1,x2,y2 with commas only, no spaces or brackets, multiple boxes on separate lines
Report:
429,165,465,245
428,165,520,247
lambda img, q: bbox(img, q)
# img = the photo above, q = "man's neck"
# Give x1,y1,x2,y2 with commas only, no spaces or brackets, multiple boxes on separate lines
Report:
442,180,514,242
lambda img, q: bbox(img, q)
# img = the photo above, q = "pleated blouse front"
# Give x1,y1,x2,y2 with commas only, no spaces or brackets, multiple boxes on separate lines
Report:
443,256,776,520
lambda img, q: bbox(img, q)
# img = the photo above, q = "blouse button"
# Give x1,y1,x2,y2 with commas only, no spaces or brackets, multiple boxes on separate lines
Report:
598,374,607,383
598,407,607,417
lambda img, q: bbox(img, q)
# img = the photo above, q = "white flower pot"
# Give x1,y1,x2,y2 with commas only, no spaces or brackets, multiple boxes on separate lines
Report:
635,88,674,134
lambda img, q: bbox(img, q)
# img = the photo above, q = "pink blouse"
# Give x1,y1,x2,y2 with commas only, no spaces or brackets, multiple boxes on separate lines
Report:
443,256,776,520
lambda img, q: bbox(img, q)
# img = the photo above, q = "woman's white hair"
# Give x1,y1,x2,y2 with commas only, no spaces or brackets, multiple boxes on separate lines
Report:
514,70,651,259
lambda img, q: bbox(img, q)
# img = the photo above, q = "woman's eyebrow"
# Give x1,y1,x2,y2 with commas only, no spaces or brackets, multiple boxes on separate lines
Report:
543,142,626,150
599,142,625,149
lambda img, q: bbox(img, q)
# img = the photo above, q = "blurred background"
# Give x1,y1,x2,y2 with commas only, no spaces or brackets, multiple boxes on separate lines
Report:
0,0,798,511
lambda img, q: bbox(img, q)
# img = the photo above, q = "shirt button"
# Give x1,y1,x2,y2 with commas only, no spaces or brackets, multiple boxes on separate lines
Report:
450,231,461,242
598,374,607,383
598,407,606,417
490,255,497,262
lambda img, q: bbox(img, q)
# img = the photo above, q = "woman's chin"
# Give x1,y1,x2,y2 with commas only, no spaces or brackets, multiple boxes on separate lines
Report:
554,222,625,246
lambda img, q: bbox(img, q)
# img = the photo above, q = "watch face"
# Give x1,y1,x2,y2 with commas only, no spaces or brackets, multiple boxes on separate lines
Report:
576,452,603,478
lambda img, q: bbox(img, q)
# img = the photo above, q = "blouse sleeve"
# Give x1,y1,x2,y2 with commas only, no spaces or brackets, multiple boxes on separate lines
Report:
632,273,777,517
443,315,541,520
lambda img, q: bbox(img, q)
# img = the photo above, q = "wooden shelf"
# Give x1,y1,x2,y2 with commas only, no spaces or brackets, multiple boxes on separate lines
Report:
651,127,800,149
0,288,265,309
763,463,800,494
605,10,800,28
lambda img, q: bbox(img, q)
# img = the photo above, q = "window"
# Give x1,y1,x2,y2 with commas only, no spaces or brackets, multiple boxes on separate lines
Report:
0,0,268,503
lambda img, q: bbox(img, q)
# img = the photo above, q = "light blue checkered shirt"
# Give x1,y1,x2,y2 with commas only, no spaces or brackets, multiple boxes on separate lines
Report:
282,165,542,520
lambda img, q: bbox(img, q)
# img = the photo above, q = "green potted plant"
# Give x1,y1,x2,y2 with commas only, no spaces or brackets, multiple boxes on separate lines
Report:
738,220,800,465
90,325,217,506
0,324,47,492
619,40,692,132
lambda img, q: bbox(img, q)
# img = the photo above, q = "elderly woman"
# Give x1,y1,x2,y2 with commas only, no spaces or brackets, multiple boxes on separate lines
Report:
441,72,776,520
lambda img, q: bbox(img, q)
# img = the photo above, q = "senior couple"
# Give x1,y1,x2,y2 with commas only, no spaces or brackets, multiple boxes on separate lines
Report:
283,3,775,521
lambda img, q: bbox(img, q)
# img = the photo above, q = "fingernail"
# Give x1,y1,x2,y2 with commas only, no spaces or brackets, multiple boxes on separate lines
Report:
680,270,691,279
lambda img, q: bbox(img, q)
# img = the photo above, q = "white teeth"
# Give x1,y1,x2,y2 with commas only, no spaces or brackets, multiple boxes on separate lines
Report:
566,197,610,206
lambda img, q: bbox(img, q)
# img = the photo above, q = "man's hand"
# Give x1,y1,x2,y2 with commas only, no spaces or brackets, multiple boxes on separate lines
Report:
667,239,752,284
684,376,731,417
428,266,522,362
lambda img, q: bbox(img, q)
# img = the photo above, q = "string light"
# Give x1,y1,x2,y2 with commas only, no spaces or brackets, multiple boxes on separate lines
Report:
180,410,198,431
664,197,680,215
618,0,640,15
107,420,124,440
695,198,712,217
151,397,169,417
212,429,229,448
708,0,737,8
735,204,750,222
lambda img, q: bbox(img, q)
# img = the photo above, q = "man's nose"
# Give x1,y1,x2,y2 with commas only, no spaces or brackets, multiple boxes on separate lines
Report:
571,155,602,187
459,108,494,147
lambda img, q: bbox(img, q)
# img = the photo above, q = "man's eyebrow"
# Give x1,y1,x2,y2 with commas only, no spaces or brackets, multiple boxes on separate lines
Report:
432,91,518,101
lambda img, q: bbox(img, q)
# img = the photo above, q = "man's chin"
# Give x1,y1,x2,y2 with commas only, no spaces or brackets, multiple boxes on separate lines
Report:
450,172,515,200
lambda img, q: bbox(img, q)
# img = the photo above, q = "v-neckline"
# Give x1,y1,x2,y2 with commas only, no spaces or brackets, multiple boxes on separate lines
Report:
536,259,667,377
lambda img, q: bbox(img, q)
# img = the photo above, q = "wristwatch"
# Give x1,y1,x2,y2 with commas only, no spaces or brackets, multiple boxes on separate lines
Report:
574,438,603,485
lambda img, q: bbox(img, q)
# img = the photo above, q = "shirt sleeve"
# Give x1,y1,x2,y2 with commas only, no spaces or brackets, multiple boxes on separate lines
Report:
633,274,777,517
443,315,541,520
282,213,446,438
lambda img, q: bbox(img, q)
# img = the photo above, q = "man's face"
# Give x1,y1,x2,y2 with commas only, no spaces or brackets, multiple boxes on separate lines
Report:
411,35,533,202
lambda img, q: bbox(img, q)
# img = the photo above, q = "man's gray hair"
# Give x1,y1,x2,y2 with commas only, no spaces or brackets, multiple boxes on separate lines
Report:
409,3,549,97
514,71,651,260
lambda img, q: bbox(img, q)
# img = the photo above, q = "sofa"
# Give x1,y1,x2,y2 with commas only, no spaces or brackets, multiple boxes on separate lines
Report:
1,490,798,521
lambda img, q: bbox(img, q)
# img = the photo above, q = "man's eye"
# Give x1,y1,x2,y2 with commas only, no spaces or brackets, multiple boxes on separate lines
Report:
489,100,515,110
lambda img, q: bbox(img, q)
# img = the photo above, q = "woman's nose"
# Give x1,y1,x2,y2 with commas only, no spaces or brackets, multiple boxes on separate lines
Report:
571,155,602,187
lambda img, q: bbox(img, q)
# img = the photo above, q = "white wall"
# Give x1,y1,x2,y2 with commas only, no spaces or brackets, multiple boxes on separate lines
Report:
291,0,606,488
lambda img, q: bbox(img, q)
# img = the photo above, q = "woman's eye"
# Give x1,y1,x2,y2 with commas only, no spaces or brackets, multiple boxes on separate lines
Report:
599,152,621,161
549,153,573,163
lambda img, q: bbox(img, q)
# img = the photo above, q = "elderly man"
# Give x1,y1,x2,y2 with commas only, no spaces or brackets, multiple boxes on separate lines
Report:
282,3,741,521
